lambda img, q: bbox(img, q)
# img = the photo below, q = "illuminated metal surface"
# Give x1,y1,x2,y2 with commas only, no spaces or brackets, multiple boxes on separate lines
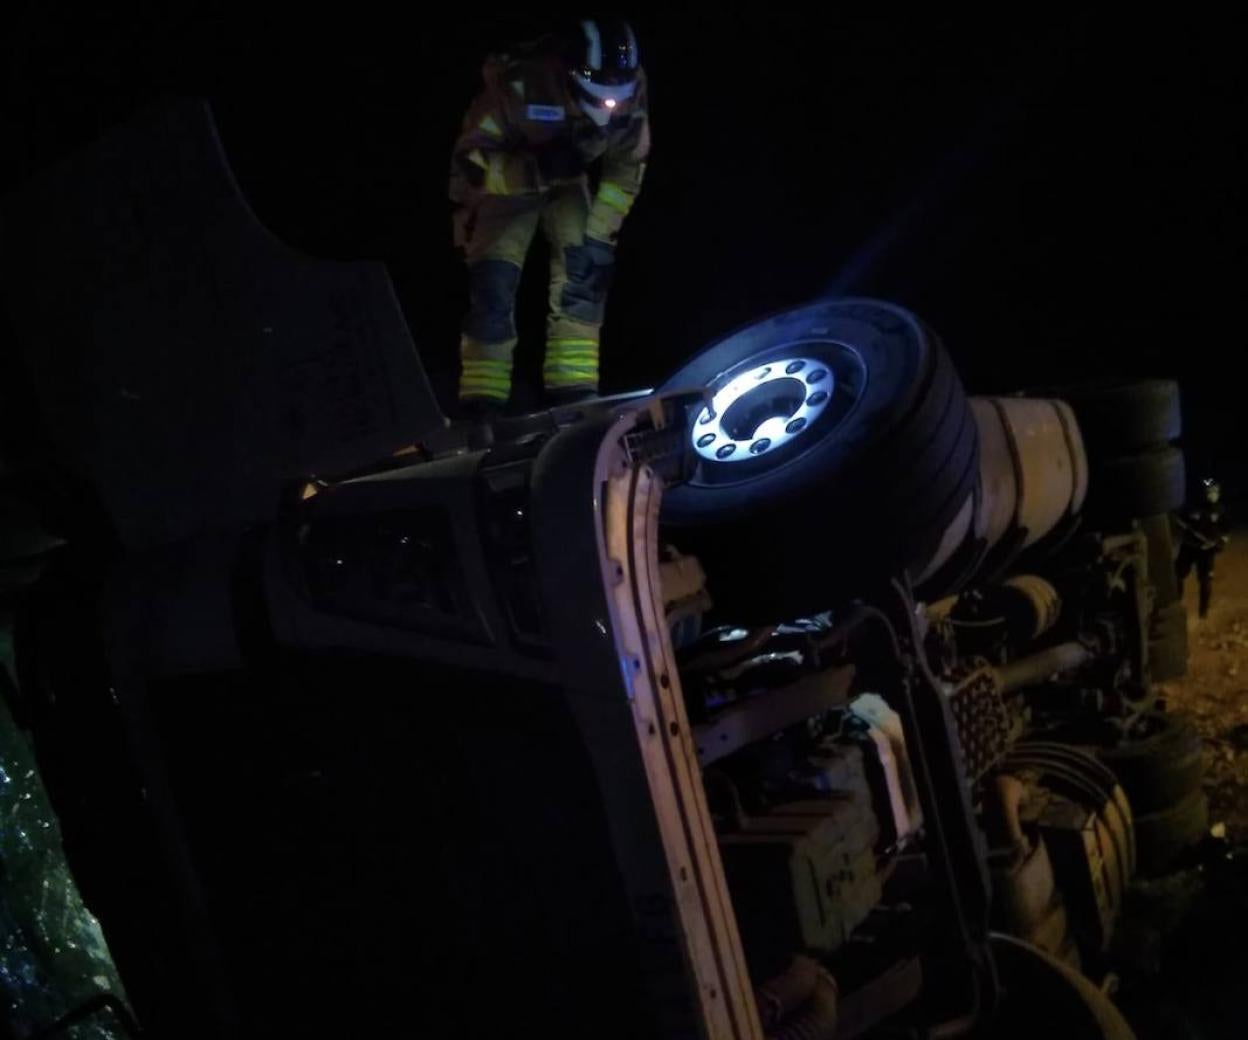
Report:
691,358,832,463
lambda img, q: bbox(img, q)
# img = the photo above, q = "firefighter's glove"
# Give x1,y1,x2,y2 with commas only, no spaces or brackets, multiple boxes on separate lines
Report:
582,236,615,269
565,238,616,313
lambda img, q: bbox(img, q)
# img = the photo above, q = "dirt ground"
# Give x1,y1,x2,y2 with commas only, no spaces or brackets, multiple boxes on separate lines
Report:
1101,531,1248,1039
1159,528,1248,842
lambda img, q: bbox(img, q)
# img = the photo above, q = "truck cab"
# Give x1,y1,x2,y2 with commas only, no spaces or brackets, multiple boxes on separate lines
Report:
0,99,1192,1039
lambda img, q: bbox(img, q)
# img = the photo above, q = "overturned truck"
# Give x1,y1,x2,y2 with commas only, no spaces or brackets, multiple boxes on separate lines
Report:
0,101,1198,1038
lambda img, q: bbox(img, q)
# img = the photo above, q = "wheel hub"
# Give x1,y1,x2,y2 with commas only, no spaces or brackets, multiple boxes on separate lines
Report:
691,358,832,463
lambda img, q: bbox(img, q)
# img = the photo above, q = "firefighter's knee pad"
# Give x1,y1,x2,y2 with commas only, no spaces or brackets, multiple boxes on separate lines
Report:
464,260,522,343
560,243,615,324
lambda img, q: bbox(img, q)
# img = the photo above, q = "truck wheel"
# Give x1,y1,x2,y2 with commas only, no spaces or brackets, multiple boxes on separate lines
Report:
1150,601,1188,644
1133,789,1209,877
1048,379,1181,457
1097,711,1203,815
1147,603,1189,682
660,299,976,617
1086,446,1186,525
1139,514,1181,607
1149,631,1189,683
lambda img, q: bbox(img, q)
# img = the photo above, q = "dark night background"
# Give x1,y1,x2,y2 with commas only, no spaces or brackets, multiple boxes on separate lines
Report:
2,6,1243,499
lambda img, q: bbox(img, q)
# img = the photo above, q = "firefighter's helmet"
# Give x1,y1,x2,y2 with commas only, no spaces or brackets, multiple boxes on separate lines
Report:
568,18,640,127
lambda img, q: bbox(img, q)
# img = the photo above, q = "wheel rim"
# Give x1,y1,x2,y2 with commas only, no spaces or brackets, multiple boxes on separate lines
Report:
686,340,868,486
691,357,833,463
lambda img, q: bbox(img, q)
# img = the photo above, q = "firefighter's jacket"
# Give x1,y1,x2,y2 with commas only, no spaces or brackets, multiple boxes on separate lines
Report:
449,46,650,244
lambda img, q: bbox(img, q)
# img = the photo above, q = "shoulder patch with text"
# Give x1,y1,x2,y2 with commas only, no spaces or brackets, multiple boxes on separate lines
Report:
525,104,566,123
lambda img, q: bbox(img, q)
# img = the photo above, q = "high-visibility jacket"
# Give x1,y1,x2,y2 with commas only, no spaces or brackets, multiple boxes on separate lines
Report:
449,44,650,244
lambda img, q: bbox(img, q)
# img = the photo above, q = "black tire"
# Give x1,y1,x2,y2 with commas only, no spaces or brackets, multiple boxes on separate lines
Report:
1133,789,1209,877
1097,711,1203,814
660,299,976,616
1149,633,1189,683
1150,600,1188,642
1139,514,1181,607
1148,601,1189,682
1048,379,1181,457
914,487,989,599
1086,446,1186,524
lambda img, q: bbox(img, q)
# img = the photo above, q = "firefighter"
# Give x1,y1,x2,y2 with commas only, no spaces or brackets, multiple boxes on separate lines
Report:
1175,477,1230,618
449,17,650,416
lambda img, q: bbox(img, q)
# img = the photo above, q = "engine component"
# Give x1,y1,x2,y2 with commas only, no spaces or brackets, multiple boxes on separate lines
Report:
756,955,820,1031
1029,794,1121,958
844,694,923,848
715,693,917,981
993,837,1078,966
801,742,873,799
756,956,840,1040
1005,744,1135,959
719,798,880,979
659,548,712,650
1085,529,1154,708
946,663,1014,782
693,663,855,765
1001,574,1063,640
681,625,776,676
659,548,711,616
943,574,1063,658
995,642,1094,695
986,775,1079,966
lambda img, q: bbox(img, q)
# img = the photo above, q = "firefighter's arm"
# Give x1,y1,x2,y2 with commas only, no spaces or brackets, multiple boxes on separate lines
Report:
450,88,535,197
587,98,651,244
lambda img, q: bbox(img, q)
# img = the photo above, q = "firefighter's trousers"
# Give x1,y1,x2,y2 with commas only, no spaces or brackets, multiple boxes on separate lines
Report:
456,182,613,404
